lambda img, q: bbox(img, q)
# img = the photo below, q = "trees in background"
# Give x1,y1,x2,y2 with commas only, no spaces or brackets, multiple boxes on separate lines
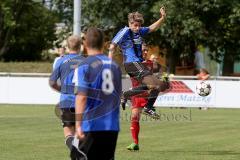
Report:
152,0,240,75
52,0,156,39
70,0,239,75
0,0,239,75
0,0,57,61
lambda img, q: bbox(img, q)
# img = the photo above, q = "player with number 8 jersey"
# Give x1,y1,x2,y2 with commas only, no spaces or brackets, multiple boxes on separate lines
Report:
74,54,122,131
72,27,122,160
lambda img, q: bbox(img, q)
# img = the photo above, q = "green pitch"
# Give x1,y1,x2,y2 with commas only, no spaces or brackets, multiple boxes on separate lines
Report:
1,105,240,160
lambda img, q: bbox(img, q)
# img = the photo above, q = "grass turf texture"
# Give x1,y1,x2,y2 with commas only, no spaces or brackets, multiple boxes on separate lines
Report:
0,62,52,73
0,104,240,160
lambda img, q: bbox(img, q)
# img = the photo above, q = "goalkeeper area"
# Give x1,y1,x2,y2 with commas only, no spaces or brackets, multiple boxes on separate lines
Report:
1,104,240,160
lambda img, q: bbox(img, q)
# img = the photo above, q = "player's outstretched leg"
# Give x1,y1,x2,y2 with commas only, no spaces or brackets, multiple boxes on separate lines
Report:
142,74,171,119
142,89,160,119
140,75,162,118
121,85,148,110
122,85,148,99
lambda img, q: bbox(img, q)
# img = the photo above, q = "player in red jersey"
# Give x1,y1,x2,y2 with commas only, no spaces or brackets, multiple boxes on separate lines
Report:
127,43,164,151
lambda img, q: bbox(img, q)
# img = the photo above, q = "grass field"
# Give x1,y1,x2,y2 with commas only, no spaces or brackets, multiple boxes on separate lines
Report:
1,104,240,160
0,62,52,73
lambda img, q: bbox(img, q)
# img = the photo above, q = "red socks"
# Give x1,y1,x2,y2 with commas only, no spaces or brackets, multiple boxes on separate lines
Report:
130,115,140,144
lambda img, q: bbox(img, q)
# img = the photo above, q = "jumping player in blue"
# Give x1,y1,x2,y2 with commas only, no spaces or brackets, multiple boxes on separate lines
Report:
108,7,170,119
49,35,84,158
72,27,122,160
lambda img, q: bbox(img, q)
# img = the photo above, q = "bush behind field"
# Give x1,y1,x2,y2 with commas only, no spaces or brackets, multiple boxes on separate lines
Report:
0,62,53,73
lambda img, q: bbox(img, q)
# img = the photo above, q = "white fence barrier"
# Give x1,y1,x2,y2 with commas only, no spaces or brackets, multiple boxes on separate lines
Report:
0,73,59,105
0,72,240,108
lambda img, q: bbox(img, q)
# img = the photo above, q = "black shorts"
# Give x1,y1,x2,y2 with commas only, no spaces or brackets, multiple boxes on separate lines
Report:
71,131,118,160
124,62,151,81
56,107,75,127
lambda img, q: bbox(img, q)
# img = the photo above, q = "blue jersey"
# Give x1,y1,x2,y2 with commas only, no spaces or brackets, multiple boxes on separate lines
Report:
75,54,122,132
112,26,150,63
50,53,84,108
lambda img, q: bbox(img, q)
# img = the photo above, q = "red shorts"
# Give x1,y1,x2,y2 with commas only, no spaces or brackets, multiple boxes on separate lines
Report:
130,77,148,108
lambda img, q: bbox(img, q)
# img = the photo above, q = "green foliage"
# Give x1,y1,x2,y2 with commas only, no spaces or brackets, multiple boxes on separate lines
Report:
52,0,73,24
52,0,240,74
151,0,240,73
52,0,157,38
2,0,238,74
0,0,58,61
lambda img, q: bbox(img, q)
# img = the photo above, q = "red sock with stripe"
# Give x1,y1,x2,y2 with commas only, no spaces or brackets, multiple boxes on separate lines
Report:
130,115,140,144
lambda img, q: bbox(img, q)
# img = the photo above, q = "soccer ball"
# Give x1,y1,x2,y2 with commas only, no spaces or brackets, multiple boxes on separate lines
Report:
196,81,211,97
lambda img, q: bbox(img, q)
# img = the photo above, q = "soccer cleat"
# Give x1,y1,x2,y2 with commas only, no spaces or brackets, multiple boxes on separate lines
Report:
150,106,156,112
143,107,160,119
121,98,127,110
161,72,170,82
126,143,139,151
65,135,74,150
143,106,156,112
121,91,128,110
161,72,173,90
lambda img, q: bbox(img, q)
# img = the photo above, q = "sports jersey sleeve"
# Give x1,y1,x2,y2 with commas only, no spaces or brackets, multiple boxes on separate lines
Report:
112,27,129,45
75,64,89,95
139,27,150,36
49,58,62,82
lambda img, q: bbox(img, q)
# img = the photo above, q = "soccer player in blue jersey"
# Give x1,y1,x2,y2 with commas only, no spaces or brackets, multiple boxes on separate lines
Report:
49,35,84,157
108,7,169,118
72,27,122,160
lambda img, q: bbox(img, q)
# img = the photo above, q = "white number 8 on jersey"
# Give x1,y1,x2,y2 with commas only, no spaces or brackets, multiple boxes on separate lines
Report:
102,69,114,94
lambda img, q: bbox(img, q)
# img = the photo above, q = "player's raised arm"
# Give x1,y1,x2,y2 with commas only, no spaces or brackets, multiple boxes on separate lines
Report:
149,7,166,33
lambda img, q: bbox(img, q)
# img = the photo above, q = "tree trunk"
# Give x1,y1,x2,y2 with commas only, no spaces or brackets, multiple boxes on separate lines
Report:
0,27,12,57
0,1,24,58
168,49,178,74
0,8,4,53
222,53,234,76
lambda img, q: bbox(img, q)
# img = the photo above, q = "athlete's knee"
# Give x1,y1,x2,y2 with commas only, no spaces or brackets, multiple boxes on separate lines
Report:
142,75,159,90
158,81,171,92
131,108,141,122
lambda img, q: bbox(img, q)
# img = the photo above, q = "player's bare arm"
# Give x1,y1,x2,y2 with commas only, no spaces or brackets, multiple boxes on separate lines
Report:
49,80,61,92
149,7,166,33
108,43,116,59
75,93,87,139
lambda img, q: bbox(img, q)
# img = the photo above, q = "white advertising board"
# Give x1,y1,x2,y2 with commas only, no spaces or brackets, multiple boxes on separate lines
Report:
155,80,240,108
0,74,239,108
0,76,59,105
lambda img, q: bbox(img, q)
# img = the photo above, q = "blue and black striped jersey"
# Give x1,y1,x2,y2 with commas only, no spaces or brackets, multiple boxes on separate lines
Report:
75,54,122,131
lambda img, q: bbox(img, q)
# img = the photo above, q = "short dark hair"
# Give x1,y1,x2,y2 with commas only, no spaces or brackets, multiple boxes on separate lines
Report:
86,27,104,50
